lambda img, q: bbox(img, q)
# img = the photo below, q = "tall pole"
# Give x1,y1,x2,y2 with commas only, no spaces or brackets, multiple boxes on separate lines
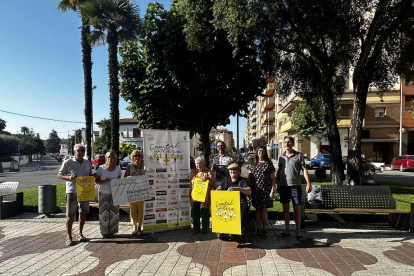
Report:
237,114,239,153
399,79,403,156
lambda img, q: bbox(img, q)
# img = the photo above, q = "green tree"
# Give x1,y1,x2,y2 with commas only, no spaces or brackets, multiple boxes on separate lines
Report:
46,130,61,153
119,143,141,158
20,126,30,138
98,118,111,151
93,136,108,154
57,0,94,162
119,2,263,167
79,0,141,160
0,134,20,157
252,137,267,151
0,119,7,133
291,102,327,156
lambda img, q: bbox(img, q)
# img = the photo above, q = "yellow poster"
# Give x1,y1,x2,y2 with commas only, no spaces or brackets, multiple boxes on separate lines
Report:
192,178,209,202
77,176,95,201
211,190,241,235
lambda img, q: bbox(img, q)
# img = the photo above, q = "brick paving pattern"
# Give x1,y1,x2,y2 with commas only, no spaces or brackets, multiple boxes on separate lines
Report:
0,213,413,275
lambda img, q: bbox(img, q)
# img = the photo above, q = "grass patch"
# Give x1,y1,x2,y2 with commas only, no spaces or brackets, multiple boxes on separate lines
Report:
18,183,67,206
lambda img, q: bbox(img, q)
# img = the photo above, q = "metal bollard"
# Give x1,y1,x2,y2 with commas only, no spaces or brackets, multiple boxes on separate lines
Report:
38,185,56,216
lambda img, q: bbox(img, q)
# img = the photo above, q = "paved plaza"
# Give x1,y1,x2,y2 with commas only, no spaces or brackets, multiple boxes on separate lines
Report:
0,213,413,276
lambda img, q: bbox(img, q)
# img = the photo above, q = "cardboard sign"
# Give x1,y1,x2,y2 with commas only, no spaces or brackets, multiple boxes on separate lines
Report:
110,175,151,206
76,176,95,201
211,190,241,235
192,178,209,202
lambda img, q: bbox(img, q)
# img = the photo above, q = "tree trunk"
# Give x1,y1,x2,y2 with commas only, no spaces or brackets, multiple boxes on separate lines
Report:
321,86,345,185
200,127,211,168
81,18,93,161
347,79,369,185
107,24,120,162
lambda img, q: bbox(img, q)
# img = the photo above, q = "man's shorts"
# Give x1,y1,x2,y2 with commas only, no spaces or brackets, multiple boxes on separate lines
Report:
65,193,89,217
279,186,302,205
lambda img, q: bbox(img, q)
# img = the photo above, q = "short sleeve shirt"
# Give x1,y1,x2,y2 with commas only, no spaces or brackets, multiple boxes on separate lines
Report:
96,166,122,194
213,153,234,181
59,157,92,194
220,176,249,201
278,150,305,187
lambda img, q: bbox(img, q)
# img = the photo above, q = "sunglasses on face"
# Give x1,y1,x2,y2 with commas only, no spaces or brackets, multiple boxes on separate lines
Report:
77,149,85,153
134,155,142,158
217,145,225,148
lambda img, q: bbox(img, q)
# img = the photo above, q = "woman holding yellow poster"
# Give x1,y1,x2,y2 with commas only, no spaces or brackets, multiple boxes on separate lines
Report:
189,157,215,234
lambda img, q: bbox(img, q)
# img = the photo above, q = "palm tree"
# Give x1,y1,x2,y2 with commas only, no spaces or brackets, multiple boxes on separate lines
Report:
57,0,93,161
20,126,30,138
79,0,141,159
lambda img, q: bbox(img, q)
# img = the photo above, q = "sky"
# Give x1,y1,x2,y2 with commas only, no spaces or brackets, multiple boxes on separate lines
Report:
0,1,246,147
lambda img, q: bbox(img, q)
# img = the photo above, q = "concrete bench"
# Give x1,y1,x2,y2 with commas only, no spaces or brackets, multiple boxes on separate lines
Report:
0,182,23,219
301,185,413,232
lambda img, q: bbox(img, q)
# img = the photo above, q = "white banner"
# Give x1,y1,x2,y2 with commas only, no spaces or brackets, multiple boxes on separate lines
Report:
143,129,191,231
110,175,151,206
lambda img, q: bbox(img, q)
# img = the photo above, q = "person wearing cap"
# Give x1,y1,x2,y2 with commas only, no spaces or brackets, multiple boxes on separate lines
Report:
189,156,215,234
212,141,234,186
217,163,251,205
57,144,92,246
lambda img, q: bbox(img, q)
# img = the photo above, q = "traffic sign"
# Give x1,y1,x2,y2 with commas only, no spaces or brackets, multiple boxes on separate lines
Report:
273,143,279,149
267,144,272,150
211,143,216,149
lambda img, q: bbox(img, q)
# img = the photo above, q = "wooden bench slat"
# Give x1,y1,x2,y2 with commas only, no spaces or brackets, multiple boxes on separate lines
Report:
305,208,409,214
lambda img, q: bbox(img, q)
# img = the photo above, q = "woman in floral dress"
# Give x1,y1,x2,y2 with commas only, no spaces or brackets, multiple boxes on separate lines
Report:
248,146,276,239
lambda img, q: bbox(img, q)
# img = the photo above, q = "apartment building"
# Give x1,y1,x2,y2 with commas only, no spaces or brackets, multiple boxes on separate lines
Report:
402,77,414,155
245,79,403,163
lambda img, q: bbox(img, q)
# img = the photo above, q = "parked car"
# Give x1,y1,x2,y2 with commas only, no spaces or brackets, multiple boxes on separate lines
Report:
391,155,414,172
342,154,367,170
92,154,106,169
310,154,330,168
303,156,311,169
120,156,131,169
63,155,73,162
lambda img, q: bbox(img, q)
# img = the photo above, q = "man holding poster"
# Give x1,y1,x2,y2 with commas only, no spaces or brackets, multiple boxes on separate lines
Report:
57,144,92,246
189,157,215,234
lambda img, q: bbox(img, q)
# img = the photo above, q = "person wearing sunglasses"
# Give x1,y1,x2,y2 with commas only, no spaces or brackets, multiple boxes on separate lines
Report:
124,149,146,236
212,140,234,187
58,144,92,246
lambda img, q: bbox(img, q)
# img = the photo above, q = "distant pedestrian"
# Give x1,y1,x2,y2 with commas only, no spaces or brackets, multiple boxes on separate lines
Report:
212,141,233,187
57,144,92,246
248,146,276,239
95,151,122,238
276,136,311,242
124,149,145,236
189,156,215,234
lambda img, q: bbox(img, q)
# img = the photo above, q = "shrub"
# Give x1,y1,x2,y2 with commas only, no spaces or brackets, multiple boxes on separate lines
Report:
362,163,381,181
315,168,327,179
248,154,255,164
233,153,245,167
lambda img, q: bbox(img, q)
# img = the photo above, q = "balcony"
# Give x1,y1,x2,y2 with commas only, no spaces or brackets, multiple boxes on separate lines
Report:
251,107,257,114
337,118,365,128
251,128,257,135
264,97,275,109
281,121,294,132
263,125,275,134
263,111,275,122
250,101,257,108
249,115,256,123
264,82,275,96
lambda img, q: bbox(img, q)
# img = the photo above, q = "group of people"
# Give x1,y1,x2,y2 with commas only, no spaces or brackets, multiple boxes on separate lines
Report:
190,137,311,242
59,135,311,246
58,144,145,246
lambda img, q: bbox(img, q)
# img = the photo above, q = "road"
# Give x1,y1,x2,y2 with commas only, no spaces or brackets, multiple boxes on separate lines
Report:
1,156,413,190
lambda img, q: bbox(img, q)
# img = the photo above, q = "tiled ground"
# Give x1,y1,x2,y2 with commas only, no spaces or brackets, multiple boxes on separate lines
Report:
0,213,413,275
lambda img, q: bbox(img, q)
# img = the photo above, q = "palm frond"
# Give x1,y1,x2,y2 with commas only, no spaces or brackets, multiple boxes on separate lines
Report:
57,0,76,12
88,29,106,47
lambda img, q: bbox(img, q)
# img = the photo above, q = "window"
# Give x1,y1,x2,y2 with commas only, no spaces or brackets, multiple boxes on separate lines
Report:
405,79,414,86
361,130,370,139
405,97,414,110
375,107,386,118
133,128,141,138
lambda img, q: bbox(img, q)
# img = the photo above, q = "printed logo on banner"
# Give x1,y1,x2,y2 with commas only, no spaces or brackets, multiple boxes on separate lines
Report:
146,168,155,173
169,196,178,201
144,214,155,220
169,201,178,206
145,202,153,208
168,185,179,189
148,175,155,178
181,210,190,217
170,167,176,172
170,189,178,196
168,174,178,178
156,219,167,224
151,192,156,196
180,174,189,178
156,168,167,172
149,180,154,185
156,185,168,190
144,221,155,225
158,213,166,218
156,191,167,196
156,201,167,206
156,197,167,201
156,208,167,212
157,174,166,179
146,134,154,141
168,179,178,183
168,211,178,217
179,202,190,209
145,208,154,212
179,184,191,188
156,181,167,184
179,179,190,183
168,207,178,211
168,218,179,223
